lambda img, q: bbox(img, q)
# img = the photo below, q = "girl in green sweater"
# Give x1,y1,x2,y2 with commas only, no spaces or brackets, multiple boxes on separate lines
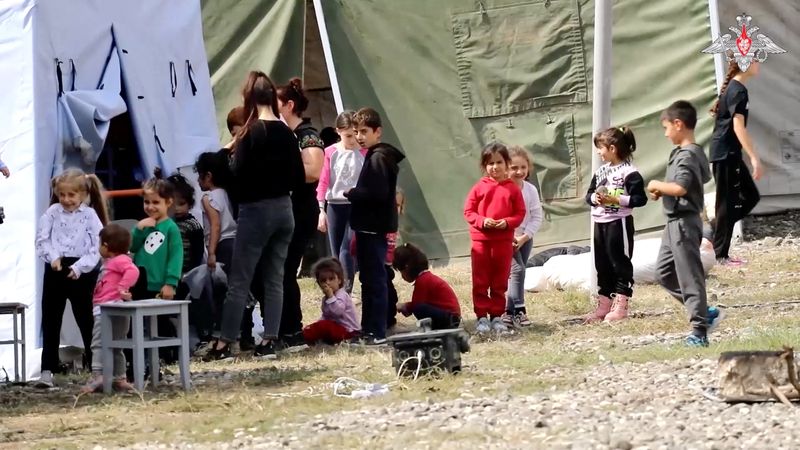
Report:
131,172,184,299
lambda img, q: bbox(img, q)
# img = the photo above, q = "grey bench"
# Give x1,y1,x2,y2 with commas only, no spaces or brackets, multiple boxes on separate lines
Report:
99,299,191,393
0,302,26,383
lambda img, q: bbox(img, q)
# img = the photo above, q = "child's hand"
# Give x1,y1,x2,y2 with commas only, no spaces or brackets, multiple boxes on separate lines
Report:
0,166,9,178
603,195,620,206
321,283,334,299
592,192,606,205
495,219,508,229
513,234,530,249
317,212,327,233
51,258,62,271
483,218,497,229
207,254,217,270
137,218,156,230
160,285,175,300
120,290,132,301
646,181,662,200
67,269,79,280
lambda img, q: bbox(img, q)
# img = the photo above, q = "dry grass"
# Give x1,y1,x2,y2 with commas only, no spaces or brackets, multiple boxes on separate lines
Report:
2,243,800,449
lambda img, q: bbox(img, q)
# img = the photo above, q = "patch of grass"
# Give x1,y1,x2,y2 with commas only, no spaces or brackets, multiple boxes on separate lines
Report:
4,245,800,448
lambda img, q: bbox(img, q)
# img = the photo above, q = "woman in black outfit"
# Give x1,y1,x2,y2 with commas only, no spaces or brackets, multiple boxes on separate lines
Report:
708,59,763,266
206,71,305,361
275,77,325,349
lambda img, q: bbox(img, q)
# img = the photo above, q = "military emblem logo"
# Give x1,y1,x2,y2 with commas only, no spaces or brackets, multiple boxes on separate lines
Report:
702,13,786,72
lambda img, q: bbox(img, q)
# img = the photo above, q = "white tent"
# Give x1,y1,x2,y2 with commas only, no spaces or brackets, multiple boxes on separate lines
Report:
0,0,219,380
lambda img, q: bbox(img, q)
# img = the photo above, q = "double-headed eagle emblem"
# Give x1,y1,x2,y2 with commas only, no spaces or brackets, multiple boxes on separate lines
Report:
702,13,786,72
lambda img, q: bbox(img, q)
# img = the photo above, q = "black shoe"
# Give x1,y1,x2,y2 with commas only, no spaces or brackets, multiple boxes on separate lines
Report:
277,332,308,353
253,341,277,360
363,334,387,346
203,344,234,362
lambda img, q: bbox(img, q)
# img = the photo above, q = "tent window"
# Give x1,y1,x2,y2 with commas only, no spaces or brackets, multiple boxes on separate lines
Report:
452,0,588,119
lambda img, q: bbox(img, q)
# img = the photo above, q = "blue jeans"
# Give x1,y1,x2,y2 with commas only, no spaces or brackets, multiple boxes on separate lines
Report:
326,203,355,291
220,197,294,342
506,239,533,313
355,232,389,339
410,303,461,330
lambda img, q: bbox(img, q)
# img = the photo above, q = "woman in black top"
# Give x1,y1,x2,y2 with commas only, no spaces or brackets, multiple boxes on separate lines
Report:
206,71,304,361
275,77,325,348
709,59,763,266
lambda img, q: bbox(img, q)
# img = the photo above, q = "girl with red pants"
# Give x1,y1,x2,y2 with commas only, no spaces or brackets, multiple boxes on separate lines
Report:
463,143,525,334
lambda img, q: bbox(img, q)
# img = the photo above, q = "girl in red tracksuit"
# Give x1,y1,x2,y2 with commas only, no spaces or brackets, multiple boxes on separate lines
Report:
464,143,526,334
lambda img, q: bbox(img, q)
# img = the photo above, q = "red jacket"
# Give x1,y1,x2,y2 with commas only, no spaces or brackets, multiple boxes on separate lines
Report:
409,271,461,316
463,177,526,241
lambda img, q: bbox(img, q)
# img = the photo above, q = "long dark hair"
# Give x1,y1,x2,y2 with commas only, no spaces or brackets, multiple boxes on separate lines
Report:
593,126,637,161
236,71,279,142
710,58,741,116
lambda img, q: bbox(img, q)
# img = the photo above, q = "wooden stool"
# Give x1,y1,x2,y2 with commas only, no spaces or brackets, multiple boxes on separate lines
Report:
99,300,191,393
0,303,26,383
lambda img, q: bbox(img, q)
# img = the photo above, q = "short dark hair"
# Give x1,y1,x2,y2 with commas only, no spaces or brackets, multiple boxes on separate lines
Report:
195,152,233,189
312,257,346,284
166,172,195,208
593,126,637,161
100,223,132,255
479,142,511,169
353,107,382,130
392,243,429,279
661,100,698,130
320,127,339,147
226,106,247,134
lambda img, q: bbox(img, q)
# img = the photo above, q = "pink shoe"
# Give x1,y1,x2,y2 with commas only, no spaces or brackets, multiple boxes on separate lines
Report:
112,377,136,393
718,256,747,267
583,295,612,324
80,376,104,394
604,294,629,322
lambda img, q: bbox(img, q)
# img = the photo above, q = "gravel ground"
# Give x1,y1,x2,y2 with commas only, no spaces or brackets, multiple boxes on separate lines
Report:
112,211,800,450
120,358,800,450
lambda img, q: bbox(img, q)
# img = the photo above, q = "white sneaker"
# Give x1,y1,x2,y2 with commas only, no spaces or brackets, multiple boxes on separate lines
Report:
475,317,491,334
490,317,509,333
36,370,54,388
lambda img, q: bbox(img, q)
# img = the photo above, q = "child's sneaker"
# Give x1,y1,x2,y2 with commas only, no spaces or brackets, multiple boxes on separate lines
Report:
706,306,725,335
80,376,104,394
112,377,136,393
500,313,514,327
490,317,508,333
475,317,491,334
685,334,709,348
514,311,532,327
717,257,746,267
36,370,54,388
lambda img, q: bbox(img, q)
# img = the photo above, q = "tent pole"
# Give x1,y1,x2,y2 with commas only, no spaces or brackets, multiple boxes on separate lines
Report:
313,0,344,113
707,0,726,93
589,0,613,295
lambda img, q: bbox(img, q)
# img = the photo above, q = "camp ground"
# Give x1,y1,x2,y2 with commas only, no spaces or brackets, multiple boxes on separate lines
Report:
0,0,799,447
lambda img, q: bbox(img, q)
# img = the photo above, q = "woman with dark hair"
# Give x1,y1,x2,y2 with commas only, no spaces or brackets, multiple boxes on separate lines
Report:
205,71,305,361
275,77,325,349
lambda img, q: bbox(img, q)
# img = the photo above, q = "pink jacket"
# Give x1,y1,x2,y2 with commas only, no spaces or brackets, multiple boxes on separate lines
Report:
93,254,140,305
321,288,361,333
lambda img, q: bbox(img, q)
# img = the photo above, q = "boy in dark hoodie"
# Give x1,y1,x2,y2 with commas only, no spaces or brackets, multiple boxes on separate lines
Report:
648,100,723,347
344,107,405,343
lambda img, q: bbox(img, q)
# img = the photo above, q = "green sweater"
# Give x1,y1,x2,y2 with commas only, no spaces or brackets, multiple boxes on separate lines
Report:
131,218,183,292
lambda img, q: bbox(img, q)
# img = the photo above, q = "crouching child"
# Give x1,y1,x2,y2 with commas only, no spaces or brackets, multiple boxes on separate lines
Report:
302,258,361,345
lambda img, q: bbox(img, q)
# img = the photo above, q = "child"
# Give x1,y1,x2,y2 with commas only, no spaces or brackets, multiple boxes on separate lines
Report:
393,243,461,330
503,146,543,327
82,224,139,393
35,169,109,388
195,152,237,342
343,107,405,343
316,110,366,292
648,100,723,347
709,59,762,266
463,143,525,334
583,127,647,323
302,258,361,345
131,173,183,300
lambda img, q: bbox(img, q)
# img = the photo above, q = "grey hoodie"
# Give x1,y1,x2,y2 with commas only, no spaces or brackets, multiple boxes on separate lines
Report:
663,143,711,218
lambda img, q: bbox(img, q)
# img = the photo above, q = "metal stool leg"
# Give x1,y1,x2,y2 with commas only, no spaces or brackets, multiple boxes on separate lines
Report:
148,314,160,387
177,304,191,390
20,308,26,383
132,310,146,392
12,309,19,383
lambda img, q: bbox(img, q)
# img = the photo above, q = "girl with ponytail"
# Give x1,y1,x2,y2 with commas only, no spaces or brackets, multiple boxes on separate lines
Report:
709,57,762,266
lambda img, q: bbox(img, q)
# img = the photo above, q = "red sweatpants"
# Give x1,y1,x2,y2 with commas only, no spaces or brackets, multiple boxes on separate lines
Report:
302,320,354,345
471,240,514,318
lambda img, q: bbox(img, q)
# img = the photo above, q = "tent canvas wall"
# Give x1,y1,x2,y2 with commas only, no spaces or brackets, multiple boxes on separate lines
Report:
214,0,797,264
0,0,219,380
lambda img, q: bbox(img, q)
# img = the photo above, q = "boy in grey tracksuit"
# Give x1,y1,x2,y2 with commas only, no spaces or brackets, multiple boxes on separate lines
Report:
648,100,722,347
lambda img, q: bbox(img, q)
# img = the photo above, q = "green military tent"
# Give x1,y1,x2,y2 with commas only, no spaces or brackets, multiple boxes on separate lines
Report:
200,0,798,262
